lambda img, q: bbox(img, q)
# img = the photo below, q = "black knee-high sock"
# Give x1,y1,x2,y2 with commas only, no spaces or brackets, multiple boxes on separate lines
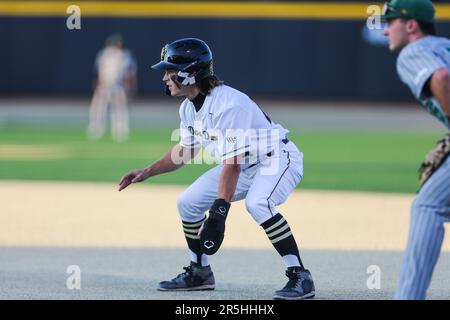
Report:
261,213,305,270
182,217,206,266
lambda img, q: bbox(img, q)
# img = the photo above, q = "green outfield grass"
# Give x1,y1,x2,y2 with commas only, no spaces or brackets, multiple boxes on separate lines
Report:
0,123,445,193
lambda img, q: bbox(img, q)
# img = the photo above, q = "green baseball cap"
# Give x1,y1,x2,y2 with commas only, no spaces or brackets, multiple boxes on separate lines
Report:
382,0,436,24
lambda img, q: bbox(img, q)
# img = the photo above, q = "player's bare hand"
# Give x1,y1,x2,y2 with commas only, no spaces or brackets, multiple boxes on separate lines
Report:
118,168,150,191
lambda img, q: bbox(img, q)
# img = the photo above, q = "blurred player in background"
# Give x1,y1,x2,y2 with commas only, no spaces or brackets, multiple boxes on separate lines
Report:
88,34,137,143
383,0,450,299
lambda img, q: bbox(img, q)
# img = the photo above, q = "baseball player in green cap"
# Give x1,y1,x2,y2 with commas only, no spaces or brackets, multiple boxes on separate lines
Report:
382,0,450,299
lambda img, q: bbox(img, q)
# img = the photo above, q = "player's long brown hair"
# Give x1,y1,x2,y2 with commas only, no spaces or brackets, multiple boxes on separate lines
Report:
198,75,224,95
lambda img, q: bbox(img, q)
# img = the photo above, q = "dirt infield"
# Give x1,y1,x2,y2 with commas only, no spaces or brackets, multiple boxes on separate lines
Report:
2,180,449,251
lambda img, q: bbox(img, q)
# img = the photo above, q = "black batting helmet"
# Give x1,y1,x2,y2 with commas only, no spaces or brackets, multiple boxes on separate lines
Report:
151,38,214,86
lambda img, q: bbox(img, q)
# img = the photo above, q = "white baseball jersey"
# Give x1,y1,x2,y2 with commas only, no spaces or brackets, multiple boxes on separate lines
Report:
95,47,136,87
179,85,289,166
176,84,304,259
397,35,450,129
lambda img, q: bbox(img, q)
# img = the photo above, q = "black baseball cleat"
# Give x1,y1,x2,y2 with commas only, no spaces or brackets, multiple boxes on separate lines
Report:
273,267,315,300
157,262,215,291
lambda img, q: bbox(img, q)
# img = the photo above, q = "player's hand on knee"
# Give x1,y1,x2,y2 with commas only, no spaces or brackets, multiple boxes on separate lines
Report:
118,168,150,191
199,199,231,255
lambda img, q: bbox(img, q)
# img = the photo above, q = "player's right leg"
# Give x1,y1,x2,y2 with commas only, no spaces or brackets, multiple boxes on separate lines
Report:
394,156,450,300
157,164,249,291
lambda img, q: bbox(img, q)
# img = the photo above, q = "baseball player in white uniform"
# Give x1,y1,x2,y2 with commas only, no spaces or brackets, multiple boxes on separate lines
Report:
383,0,450,299
118,38,315,300
88,34,137,143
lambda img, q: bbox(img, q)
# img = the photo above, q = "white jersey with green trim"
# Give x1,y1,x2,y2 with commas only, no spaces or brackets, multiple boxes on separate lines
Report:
178,85,289,165
396,35,450,129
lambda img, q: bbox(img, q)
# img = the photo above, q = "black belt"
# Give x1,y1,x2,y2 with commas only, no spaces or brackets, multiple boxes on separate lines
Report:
245,138,289,168
246,138,289,158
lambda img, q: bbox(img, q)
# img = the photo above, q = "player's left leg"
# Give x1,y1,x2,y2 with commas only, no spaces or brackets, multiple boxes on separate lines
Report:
394,156,450,300
245,141,315,300
111,87,129,143
87,86,109,140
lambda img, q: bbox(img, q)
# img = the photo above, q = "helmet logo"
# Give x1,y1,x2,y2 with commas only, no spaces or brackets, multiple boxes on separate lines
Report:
209,61,214,74
161,46,168,62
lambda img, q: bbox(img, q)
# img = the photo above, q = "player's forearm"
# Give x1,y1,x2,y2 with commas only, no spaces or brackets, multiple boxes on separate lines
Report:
145,145,196,177
217,162,241,202
430,69,450,118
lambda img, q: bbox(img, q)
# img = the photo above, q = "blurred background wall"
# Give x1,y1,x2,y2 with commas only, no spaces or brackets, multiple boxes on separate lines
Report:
1,0,450,100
